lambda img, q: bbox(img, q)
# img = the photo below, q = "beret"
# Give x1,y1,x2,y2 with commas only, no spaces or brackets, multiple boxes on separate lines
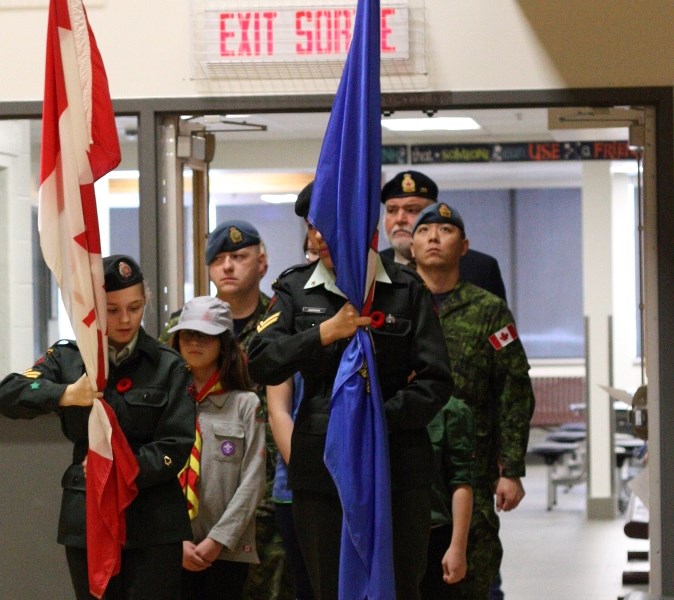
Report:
381,170,438,203
295,181,314,218
103,255,144,292
412,202,465,235
206,220,260,264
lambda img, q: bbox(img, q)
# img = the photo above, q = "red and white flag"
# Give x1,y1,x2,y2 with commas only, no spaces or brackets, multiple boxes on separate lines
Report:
489,323,519,350
39,0,121,392
39,2,136,598
87,398,139,599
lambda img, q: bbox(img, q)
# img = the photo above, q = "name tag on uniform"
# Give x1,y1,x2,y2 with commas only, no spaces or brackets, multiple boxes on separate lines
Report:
302,306,326,314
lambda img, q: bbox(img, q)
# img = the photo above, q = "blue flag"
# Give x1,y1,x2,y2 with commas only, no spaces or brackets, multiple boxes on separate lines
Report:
308,0,395,598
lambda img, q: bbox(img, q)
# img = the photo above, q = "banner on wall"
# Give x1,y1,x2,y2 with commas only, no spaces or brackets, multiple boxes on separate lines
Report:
408,141,639,164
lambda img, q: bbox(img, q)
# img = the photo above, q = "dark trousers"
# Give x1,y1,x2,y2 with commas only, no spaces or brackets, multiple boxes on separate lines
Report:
274,502,315,600
420,524,456,599
489,572,505,600
66,543,182,600
421,513,502,600
293,486,431,600
182,560,249,600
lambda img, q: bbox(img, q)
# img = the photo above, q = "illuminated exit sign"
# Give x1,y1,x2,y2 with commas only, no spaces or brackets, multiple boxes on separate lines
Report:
203,4,410,63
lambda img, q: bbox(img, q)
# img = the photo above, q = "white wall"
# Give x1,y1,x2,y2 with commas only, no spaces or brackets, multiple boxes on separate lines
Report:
0,121,35,376
1,1,673,103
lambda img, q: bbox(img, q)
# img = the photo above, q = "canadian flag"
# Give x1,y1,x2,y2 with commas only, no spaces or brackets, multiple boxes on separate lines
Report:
488,323,519,350
39,1,131,598
38,0,121,392
87,399,139,599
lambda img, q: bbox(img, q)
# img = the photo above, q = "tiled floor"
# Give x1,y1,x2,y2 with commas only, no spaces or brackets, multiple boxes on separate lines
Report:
500,460,649,600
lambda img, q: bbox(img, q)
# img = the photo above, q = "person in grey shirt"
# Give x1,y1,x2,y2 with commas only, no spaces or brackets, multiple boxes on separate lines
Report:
170,296,266,600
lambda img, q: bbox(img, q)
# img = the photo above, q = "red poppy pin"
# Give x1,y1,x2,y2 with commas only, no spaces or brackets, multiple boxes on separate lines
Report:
370,311,385,329
116,377,132,393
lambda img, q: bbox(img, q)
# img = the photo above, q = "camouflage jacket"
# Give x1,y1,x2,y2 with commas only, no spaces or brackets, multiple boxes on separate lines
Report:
437,282,534,506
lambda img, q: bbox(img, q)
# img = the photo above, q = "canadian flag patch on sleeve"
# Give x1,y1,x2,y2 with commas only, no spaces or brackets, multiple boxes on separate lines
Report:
489,323,518,350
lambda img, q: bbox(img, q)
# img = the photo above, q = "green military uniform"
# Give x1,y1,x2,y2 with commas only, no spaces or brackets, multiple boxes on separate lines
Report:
421,397,475,599
162,292,294,600
0,329,195,599
427,396,475,528
435,281,535,599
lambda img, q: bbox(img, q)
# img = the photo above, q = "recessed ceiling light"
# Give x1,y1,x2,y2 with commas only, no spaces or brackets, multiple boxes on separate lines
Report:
261,193,298,204
381,117,480,132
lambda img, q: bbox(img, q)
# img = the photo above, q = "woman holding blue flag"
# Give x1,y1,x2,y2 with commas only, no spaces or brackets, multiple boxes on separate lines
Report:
247,183,453,600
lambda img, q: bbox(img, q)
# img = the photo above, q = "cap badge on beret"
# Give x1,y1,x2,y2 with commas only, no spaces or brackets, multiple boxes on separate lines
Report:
439,204,452,219
228,226,243,245
118,261,134,280
402,174,416,194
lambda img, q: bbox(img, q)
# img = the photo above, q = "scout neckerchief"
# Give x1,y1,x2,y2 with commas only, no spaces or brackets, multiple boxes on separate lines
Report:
179,369,224,519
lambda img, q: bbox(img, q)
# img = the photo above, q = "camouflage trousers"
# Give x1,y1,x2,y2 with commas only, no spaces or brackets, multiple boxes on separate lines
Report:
242,502,294,600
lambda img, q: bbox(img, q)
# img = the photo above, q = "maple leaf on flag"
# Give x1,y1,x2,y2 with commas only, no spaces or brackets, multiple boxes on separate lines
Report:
39,0,121,393
489,323,519,350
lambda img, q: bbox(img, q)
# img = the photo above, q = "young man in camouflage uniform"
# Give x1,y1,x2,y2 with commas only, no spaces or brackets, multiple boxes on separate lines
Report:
161,220,293,600
411,203,535,599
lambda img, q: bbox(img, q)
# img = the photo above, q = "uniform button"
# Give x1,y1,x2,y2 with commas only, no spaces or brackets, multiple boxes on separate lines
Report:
163,455,172,467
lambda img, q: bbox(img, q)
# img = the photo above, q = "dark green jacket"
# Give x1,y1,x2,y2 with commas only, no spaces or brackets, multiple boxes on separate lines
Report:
428,396,475,527
0,328,195,548
437,282,535,510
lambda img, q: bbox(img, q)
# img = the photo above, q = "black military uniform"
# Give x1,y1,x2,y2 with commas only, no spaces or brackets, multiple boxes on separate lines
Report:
247,184,453,600
0,256,195,600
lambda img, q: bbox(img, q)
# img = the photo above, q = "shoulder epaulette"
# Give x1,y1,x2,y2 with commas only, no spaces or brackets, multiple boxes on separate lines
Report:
54,338,78,348
398,262,426,284
272,262,314,289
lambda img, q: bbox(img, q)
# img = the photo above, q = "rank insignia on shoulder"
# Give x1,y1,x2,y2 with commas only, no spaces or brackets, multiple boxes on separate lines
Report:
302,306,326,314
22,369,42,379
488,323,518,350
256,312,281,333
